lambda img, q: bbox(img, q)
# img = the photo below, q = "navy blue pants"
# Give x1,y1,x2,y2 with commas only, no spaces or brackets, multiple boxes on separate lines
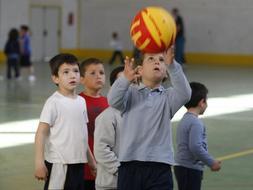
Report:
174,166,203,190
6,58,20,79
117,161,173,190
83,180,95,190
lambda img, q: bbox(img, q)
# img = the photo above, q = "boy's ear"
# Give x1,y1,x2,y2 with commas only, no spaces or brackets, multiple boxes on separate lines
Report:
198,98,206,107
51,75,59,85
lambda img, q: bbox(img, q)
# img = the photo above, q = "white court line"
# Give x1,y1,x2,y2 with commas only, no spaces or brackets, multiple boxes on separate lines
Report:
1,93,253,148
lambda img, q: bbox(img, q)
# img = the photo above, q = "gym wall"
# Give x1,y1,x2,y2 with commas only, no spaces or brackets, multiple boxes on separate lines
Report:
0,0,253,65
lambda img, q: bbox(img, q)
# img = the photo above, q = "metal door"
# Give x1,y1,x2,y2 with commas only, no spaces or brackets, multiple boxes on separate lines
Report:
31,6,60,61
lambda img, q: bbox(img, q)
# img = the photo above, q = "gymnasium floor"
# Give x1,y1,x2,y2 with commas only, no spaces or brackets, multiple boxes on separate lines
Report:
0,61,253,190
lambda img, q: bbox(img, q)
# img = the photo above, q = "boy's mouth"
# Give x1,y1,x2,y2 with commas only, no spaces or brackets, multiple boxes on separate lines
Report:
69,81,76,84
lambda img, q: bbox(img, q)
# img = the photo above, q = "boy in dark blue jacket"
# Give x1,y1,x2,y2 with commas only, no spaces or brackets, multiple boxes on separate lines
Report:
4,28,20,79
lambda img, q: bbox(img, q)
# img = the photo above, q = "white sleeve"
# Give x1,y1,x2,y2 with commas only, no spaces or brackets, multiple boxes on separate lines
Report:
40,99,57,126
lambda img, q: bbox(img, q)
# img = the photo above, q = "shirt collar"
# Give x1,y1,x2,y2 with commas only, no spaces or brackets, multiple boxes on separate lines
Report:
137,83,164,92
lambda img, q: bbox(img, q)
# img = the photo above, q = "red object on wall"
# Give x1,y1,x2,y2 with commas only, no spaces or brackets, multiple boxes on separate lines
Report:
68,12,74,25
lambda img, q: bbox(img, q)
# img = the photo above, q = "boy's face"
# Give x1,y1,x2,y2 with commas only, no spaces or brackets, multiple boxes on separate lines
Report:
80,63,105,91
139,53,167,84
20,29,26,37
52,63,80,93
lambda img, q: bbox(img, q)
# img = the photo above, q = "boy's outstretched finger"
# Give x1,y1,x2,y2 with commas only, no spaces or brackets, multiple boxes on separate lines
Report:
124,56,131,68
125,56,136,71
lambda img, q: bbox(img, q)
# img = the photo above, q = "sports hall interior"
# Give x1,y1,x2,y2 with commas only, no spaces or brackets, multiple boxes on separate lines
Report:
0,0,252,190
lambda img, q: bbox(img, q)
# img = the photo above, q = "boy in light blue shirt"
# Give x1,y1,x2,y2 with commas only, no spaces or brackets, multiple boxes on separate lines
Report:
174,82,221,190
108,47,191,190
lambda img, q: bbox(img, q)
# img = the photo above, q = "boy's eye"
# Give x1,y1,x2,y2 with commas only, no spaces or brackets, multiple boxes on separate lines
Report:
100,71,105,75
85,71,96,76
63,71,69,74
159,57,165,62
74,69,79,73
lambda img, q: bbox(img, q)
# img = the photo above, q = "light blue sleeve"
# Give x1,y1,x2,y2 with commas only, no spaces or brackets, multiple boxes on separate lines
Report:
167,60,191,117
107,75,130,112
189,122,214,167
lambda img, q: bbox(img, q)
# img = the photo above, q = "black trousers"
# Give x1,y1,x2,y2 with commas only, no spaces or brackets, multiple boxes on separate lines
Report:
44,161,84,190
83,180,95,190
174,165,203,190
6,58,20,79
109,51,124,64
118,161,173,190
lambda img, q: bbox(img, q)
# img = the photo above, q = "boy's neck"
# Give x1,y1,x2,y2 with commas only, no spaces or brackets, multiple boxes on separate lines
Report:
142,80,161,90
187,108,200,116
83,89,102,98
57,89,77,98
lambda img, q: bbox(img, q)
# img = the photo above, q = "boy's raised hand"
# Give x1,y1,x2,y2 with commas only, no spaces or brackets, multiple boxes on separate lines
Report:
163,45,175,65
124,56,141,83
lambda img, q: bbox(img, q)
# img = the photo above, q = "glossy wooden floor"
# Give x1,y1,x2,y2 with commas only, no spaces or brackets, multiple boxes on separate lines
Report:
0,62,253,190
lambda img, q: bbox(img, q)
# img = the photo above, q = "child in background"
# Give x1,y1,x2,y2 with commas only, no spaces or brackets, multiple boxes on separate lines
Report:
19,25,36,81
34,53,96,190
4,28,20,80
107,47,191,190
108,32,124,65
79,58,109,190
174,82,221,190
94,66,124,190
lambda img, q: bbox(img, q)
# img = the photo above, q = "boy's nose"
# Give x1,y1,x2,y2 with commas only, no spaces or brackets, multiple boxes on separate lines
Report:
71,72,78,78
154,60,160,64
96,73,103,78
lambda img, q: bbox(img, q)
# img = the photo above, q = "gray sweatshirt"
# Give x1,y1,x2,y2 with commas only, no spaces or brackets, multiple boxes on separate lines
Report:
175,112,215,171
107,61,191,165
94,107,121,190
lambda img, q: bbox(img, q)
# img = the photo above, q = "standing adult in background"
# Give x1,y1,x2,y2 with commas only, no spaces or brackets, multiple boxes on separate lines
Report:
172,8,186,66
20,25,36,82
109,32,125,65
132,46,142,61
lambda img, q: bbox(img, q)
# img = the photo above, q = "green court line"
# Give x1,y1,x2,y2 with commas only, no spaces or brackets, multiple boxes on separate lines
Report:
217,149,253,161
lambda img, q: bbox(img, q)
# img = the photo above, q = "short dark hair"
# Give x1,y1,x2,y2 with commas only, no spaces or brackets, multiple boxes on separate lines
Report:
80,58,104,77
172,8,179,14
185,82,208,109
8,28,19,41
49,53,79,76
110,66,124,86
112,32,118,39
20,25,29,31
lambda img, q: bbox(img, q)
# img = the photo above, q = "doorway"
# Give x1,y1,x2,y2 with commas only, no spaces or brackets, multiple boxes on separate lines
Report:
30,6,61,62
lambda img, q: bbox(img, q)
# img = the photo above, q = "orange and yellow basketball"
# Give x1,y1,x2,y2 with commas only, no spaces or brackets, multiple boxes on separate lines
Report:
130,6,176,53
